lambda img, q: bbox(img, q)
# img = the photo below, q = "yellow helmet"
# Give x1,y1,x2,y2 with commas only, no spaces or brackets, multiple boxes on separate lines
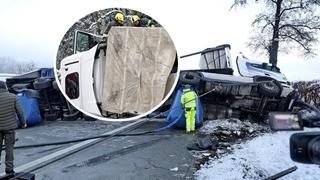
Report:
131,15,140,23
115,12,125,23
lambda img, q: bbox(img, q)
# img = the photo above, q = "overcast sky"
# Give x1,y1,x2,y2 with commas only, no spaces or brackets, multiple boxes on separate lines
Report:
0,0,319,81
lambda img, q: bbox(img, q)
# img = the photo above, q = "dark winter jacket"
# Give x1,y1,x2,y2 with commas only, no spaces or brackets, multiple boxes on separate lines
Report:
139,18,154,27
103,20,123,35
0,89,26,130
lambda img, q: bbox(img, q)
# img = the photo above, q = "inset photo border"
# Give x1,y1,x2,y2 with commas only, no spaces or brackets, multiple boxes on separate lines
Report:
54,8,179,121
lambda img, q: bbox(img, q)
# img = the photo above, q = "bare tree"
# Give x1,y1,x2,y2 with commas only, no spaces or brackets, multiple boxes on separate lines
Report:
17,60,36,74
56,8,161,69
0,57,37,74
0,57,16,73
232,0,320,66
294,80,320,108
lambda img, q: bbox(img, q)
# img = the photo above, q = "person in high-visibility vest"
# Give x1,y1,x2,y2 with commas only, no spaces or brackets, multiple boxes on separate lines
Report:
181,84,198,133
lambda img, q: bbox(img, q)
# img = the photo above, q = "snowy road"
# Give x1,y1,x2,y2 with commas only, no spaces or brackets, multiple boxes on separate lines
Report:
196,129,320,180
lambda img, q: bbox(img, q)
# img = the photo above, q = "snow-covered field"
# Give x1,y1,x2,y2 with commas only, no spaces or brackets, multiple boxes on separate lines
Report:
196,129,320,180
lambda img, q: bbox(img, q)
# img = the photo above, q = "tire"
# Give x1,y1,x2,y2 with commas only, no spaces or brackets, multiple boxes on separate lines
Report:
254,76,282,97
33,78,52,90
179,72,203,86
44,112,59,121
63,110,80,121
12,83,31,92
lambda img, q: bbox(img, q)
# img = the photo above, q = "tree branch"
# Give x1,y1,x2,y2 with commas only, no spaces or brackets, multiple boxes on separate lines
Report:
279,0,303,17
252,13,275,29
280,6,302,17
279,24,314,41
280,23,320,30
280,34,312,53
261,21,274,32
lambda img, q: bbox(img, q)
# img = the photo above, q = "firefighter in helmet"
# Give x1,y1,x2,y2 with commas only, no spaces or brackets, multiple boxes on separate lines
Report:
131,15,155,27
101,12,125,37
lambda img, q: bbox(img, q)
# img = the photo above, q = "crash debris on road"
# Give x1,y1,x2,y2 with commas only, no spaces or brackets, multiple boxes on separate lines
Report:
191,118,270,170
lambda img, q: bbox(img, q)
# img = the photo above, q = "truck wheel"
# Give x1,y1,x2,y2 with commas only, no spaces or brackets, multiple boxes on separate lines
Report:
33,78,52,90
44,112,59,121
63,110,80,121
254,76,282,97
179,72,202,86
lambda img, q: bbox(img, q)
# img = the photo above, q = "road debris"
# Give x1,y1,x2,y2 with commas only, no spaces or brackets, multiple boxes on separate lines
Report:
192,118,270,170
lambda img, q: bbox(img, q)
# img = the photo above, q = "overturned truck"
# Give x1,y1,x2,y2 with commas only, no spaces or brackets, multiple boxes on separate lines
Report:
178,44,295,120
5,68,82,124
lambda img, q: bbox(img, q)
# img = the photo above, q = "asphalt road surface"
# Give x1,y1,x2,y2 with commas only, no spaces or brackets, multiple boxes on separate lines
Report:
1,119,196,180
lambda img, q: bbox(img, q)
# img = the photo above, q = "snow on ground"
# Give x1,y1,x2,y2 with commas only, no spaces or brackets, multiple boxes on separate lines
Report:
195,129,320,180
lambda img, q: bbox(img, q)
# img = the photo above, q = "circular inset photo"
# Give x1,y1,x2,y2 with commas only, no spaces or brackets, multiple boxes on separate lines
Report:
55,8,178,120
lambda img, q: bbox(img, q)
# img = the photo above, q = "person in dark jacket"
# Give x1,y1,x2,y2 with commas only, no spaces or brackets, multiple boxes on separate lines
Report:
131,15,155,27
100,12,125,37
0,81,26,176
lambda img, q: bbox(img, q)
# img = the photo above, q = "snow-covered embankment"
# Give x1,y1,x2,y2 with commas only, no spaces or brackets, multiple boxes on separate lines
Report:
196,128,320,180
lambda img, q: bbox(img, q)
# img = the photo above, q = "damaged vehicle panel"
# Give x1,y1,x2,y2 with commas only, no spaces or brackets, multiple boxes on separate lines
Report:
5,68,81,124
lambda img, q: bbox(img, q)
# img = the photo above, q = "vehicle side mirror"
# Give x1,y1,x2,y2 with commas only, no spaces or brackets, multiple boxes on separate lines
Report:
268,112,303,131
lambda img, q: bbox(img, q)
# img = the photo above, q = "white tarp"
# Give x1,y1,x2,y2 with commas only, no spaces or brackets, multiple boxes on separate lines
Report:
101,27,176,114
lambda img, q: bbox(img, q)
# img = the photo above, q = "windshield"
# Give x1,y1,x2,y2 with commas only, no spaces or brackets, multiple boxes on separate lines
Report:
249,62,281,73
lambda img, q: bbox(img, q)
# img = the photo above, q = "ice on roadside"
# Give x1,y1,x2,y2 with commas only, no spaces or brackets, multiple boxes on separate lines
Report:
170,167,179,172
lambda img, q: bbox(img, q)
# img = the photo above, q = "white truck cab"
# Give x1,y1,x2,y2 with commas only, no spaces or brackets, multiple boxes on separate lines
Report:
236,55,290,88
60,45,102,116
58,31,105,116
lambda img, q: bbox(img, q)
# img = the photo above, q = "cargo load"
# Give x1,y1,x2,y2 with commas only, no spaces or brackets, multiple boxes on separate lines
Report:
100,27,176,114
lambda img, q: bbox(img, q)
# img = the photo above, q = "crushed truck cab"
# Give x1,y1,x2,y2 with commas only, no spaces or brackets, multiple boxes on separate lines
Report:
58,27,177,118
60,44,101,116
